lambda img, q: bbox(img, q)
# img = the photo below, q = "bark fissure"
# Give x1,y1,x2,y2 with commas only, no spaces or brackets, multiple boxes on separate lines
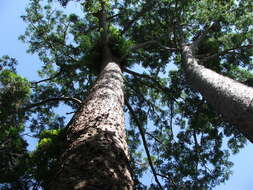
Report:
50,61,133,190
181,44,253,142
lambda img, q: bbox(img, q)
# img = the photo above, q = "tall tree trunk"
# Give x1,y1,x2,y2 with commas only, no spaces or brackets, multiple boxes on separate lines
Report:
181,44,253,143
50,59,133,189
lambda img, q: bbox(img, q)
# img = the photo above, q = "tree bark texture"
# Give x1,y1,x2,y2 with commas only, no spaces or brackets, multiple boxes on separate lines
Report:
182,44,253,143
50,61,133,190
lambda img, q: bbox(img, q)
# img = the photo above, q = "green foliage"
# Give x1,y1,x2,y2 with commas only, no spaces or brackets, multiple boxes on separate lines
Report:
0,55,18,72
77,26,135,74
0,68,30,185
109,26,135,61
197,38,221,71
30,128,66,189
0,69,31,129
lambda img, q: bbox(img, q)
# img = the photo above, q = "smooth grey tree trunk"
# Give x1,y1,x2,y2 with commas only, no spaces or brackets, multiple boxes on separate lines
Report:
181,44,253,143
50,60,133,190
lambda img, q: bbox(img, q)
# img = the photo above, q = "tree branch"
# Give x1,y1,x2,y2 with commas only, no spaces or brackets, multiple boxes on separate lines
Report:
120,39,178,61
124,68,157,82
124,69,178,104
21,133,38,138
192,129,200,177
131,40,157,51
121,1,157,35
62,21,71,41
125,80,162,116
30,22,79,64
169,101,174,138
31,71,62,85
125,100,163,190
192,21,219,47
24,97,82,110
145,132,185,190
132,41,178,52
107,13,121,21
145,132,170,152
156,173,179,190
199,44,253,62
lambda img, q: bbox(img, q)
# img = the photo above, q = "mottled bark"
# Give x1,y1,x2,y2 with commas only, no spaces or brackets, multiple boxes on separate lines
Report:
50,61,133,190
181,44,253,143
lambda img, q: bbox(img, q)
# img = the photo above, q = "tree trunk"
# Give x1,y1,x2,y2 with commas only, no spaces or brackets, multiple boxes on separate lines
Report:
181,44,253,143
50,60,133,190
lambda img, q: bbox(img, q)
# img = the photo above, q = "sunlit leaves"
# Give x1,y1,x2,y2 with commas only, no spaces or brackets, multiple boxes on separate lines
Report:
31,128,66,189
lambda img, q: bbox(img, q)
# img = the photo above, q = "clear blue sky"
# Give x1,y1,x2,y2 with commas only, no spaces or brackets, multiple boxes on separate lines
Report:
1,1,253,189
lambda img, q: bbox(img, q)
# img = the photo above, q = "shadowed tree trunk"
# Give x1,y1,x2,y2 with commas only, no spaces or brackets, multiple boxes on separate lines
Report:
181,44,253,142
49,55,134,189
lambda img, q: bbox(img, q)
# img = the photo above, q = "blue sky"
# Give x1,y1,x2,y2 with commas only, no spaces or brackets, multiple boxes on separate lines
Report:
1,1,253,189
